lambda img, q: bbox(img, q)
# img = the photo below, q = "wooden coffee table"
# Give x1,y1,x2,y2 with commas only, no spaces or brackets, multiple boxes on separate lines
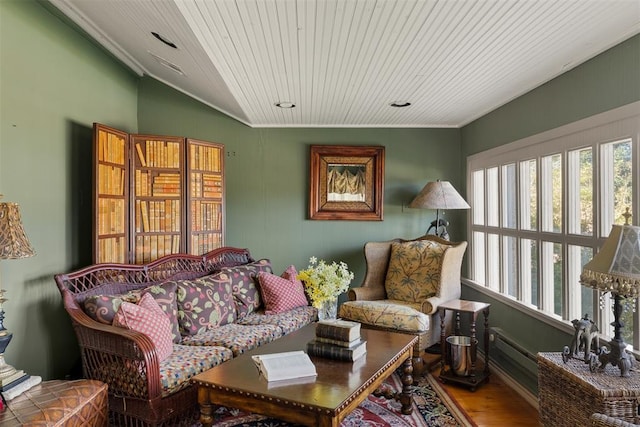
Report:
192,323,417,427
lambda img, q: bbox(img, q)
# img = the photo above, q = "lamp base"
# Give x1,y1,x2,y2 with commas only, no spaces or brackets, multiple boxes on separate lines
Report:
597,338,634,377
0,353,26,387
598,293,635,377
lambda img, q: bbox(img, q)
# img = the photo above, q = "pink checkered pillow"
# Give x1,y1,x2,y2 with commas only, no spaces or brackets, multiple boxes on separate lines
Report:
113,293,173,361
257,266,309,314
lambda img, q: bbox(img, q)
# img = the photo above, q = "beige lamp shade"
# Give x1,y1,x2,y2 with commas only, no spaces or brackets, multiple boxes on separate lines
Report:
580,224,640,298
409,180,470,210
0,202,35,259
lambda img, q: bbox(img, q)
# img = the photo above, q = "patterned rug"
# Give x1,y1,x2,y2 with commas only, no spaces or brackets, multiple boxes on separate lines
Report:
199,372,475,427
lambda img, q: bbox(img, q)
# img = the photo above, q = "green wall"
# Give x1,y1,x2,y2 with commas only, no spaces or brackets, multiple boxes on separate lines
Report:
459,34,640,393
137,77,465,280
0,0,138,379
0,0,464,380
2,0,638,389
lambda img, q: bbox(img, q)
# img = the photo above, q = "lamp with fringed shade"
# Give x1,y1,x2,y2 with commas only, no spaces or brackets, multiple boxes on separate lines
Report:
579,212,640,377
0,199,35,387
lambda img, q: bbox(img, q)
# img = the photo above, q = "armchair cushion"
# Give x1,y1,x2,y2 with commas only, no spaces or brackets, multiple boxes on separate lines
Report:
338,300,430,332
384,240,445,303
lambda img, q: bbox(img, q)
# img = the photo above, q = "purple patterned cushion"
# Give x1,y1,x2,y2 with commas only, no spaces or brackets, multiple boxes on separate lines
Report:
220,259,273,318
83,291,139,325
175,273,237,336
83,282,181,343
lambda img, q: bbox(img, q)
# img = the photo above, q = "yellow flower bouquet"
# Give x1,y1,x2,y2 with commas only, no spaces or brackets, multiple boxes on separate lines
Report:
297,256,354,309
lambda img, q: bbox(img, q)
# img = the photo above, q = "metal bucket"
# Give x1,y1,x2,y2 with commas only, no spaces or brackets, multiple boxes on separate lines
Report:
446,335,472,376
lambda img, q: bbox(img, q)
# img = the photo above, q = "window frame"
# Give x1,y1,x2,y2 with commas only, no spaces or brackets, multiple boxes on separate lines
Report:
466,102,640,351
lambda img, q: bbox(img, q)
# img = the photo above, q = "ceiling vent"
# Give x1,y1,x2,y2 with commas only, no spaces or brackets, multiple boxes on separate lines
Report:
147,51,184,75
151,32,178,49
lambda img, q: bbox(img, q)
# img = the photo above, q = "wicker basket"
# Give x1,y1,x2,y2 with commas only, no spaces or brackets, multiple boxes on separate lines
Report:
591,413,640,427
538,352,640,427
0,380,108,426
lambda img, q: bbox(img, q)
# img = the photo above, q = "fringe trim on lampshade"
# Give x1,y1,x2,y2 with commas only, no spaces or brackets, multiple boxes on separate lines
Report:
580,271,640,298
0,202,35,259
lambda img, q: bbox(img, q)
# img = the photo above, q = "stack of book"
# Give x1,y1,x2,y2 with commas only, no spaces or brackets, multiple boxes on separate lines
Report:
307,319,367,361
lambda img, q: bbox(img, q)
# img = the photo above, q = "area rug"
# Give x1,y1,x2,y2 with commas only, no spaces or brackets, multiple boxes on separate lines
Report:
198,372,475,427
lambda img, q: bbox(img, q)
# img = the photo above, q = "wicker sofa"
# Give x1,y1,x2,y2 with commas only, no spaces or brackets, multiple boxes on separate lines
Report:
54,247,317,427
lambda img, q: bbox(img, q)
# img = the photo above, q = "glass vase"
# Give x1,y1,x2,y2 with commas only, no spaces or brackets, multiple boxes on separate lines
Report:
317,299,338,321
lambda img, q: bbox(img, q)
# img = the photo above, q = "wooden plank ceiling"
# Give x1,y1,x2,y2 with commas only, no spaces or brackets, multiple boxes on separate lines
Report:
49,0,640,128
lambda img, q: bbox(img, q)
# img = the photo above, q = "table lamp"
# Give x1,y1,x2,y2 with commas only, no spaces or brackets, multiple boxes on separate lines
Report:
579,210,639,377
409,180,470,239
0,198,35,386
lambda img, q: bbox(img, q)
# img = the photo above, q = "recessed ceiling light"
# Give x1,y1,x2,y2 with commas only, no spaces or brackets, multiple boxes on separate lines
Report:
275,102,296,108
151,32,178,49
390,101,411,107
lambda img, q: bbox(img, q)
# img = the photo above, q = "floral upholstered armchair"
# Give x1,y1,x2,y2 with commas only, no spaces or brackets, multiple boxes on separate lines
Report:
338,235,467,377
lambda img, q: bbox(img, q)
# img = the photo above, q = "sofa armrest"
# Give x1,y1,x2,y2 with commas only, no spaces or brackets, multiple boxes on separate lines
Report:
70,307,163,400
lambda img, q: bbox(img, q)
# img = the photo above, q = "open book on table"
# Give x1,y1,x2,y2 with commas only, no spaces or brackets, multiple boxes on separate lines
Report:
252,350,317,382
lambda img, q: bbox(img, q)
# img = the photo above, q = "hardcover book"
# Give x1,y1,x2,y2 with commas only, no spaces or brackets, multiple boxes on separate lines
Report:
252,350,317,382
314,336,364,348
315,319,361,342
306,339,367,361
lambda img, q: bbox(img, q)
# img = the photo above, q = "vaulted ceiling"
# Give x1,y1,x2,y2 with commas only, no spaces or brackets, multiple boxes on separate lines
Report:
49,0,640,128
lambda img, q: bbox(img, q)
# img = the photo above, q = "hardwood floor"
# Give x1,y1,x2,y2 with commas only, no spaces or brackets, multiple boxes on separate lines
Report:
424,355,540,426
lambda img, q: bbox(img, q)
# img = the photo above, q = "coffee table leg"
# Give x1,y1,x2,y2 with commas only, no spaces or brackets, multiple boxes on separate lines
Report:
198,387,214,427
400,356,414,415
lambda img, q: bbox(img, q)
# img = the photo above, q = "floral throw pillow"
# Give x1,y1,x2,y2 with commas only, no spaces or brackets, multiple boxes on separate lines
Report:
257,266,309,314
175,273,237,336
220,259,273,318
384,240,446,303
113,293,173,362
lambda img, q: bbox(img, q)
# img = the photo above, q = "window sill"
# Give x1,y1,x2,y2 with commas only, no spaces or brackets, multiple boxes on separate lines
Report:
461,277,640,360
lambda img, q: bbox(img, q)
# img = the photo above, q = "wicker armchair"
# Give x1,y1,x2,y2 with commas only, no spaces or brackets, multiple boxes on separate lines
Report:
54,247,254,427
591,413,640,427
339,235,467,377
